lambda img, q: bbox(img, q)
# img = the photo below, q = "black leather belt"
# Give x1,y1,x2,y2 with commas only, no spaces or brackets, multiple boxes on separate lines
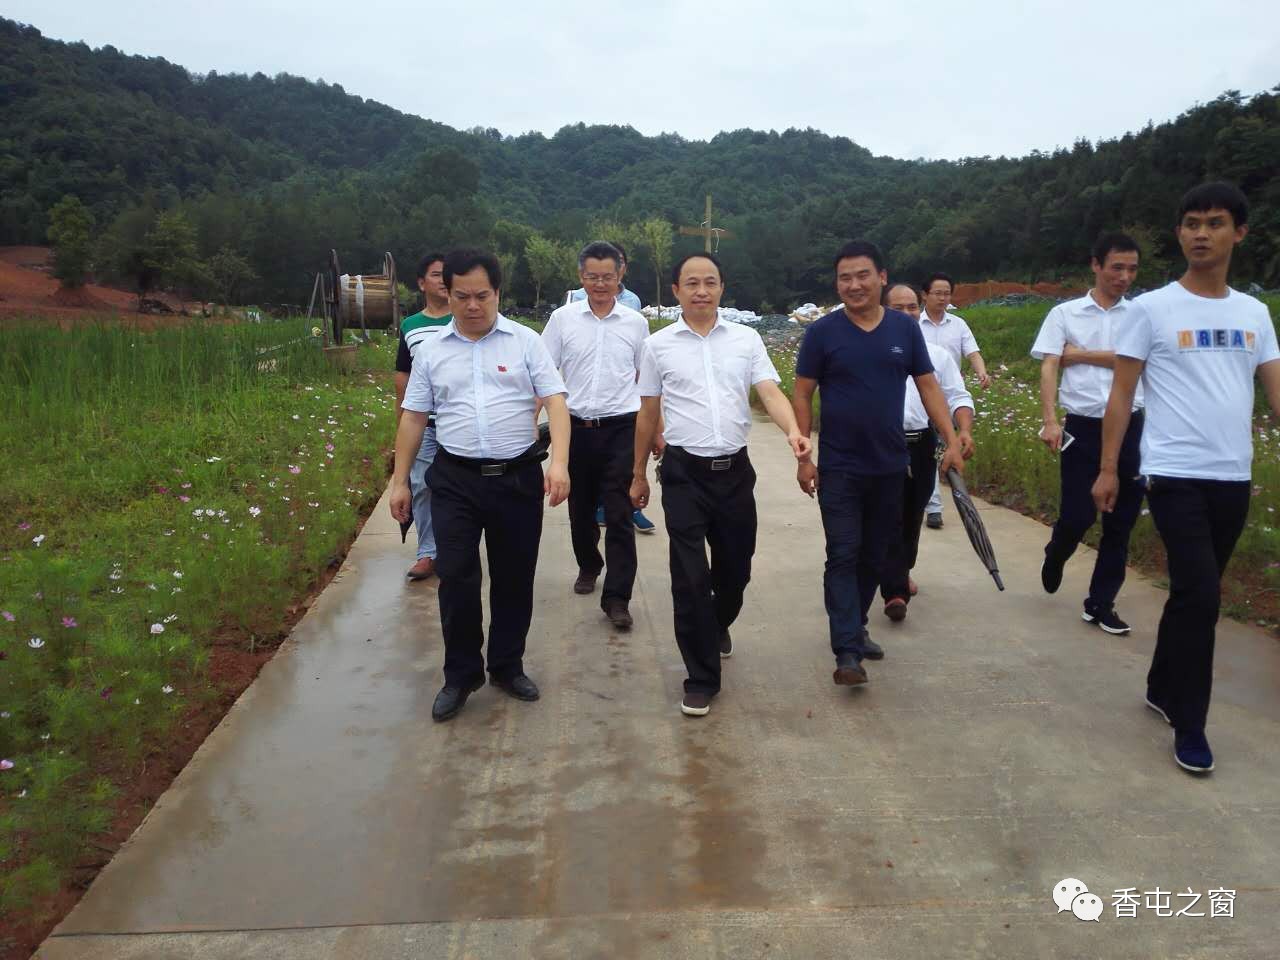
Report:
668,445,746,472
904,429,932,442
571,412,637,428
436,444,547,476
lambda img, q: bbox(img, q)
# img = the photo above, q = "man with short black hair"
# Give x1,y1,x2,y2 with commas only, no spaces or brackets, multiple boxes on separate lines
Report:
1093,183,1280,774
794,244,965,685
1034,233,1145,634
919,272,990,528
391,249,572,722
394,253,450,581
631,252,810,717
543,242,651,629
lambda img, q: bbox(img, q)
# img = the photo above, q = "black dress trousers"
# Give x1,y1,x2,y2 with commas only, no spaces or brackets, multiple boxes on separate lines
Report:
659,446,758,696
881,428,938,603
427,447,545,687
567,414,638,605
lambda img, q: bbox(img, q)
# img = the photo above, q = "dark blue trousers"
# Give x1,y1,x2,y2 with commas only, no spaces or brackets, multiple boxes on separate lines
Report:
817,469,902,658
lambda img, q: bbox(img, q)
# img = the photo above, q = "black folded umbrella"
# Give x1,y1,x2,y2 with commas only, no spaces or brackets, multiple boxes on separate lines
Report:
400,422,554,543
945,467,1004,592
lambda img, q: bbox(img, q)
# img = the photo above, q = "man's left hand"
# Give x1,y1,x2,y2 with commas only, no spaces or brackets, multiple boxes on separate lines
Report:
939,442,965,478
958,430,975,459
545,463,570,507
652,432,666,461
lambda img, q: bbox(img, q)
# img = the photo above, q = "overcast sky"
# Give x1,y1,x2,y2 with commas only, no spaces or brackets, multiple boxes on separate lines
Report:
11,0,1278,160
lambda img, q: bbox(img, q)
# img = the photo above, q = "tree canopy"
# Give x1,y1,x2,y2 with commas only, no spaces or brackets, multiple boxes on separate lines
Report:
3,17,1277,309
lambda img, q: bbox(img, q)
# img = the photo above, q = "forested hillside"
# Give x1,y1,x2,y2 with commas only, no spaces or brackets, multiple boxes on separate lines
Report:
3,17,1277,308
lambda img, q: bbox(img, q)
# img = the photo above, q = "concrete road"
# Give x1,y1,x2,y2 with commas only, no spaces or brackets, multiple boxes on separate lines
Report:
39,422,1280,959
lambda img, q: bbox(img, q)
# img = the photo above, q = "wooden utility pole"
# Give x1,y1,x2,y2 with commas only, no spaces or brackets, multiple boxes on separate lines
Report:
679,194,734,252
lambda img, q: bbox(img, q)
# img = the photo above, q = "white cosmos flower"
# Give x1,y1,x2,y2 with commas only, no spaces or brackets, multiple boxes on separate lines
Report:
28,637,45,649
150,623,165,634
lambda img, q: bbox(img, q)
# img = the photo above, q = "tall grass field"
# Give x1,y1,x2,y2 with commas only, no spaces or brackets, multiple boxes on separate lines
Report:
0,319,394,915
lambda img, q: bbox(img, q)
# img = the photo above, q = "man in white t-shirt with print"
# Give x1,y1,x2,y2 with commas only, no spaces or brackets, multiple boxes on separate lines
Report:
1032,233,1145,634
1093,182,1280,775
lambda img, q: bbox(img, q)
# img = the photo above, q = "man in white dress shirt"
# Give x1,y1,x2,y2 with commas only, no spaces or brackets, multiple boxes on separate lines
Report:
879,284,974,621
1094,183,1280,774
630,253,811,717
543,242,651,629
1032,233,1144,635
391,249,571,722
919,272,990,529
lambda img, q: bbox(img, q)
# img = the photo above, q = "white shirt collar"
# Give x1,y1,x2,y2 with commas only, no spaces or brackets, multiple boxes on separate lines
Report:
672,315,727,338
921,310,951,326
575,296,620,319
441,313,515,342
1081,290,1128,313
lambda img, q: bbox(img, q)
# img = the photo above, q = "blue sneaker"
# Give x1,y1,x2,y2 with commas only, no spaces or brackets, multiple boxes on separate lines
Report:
633,509,656,534
595,505,605,527
1173,729,1214,774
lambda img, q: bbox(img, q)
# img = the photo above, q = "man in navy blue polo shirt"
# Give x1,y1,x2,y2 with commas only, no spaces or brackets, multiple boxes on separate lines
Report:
793,241,966,686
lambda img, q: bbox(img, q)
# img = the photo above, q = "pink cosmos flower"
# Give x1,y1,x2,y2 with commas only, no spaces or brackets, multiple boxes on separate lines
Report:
1,611,14,622
289,465,302,474
62,616,78,628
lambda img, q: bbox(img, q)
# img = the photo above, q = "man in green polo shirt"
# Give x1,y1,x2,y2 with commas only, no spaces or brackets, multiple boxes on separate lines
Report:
394,252,451,580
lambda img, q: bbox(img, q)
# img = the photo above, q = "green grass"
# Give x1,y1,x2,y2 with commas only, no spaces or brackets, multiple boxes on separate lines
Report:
0,319,395,914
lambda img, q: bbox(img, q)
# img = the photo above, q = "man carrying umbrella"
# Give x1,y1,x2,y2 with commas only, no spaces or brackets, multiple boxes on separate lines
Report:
793,242,966,686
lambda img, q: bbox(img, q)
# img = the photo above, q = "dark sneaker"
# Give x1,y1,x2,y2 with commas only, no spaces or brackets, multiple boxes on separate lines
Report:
1173,729,1214,774
604,599,633,630
833,652,868,686
431,678,484,722
491,673,540,701
926,513,943,529
719,630,733,658
574,570,598,595
595,505,606,527
633,509,657,534
1145,694,1172,725
681,690,712,716
1082,605,1130,635
859,628,884,661
883,597,907,622
1041,549,1064,594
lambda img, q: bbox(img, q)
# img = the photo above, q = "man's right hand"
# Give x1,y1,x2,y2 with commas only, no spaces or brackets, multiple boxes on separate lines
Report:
797,460,818,498
1040,421,1063,452
630,475,650,509
390,480,411,524
1092,469,1119,513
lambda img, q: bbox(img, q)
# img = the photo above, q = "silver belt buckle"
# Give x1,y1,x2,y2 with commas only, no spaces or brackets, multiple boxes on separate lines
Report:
710,457,733,471
480,463,505,477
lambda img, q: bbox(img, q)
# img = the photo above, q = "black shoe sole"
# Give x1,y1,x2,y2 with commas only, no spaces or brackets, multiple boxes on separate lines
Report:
432,680,484,722
833,663,868,685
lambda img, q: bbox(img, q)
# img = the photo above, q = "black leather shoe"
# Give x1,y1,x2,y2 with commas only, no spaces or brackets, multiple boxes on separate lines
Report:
833,652,868,686
604,599,633,629
492,673,540,701
574,570,598,595
431,678,483,722
859,628,884,660
719,630,733,658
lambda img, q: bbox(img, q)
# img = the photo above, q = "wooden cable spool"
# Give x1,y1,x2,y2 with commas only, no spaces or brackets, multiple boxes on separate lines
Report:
327,250,401,344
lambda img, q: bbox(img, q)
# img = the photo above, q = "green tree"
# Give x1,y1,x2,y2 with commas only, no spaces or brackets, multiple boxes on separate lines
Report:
524,233,571,307
47,195,95,288
638,217,673,307
207,246,258,305
143,211,209,300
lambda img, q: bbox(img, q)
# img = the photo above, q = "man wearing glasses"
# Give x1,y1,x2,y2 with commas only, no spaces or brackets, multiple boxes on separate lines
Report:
543,242,653,629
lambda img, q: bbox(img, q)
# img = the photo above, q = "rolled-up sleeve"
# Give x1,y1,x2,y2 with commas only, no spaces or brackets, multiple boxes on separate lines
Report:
960,317,980,356
402,352,434,413
541,311,564,367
